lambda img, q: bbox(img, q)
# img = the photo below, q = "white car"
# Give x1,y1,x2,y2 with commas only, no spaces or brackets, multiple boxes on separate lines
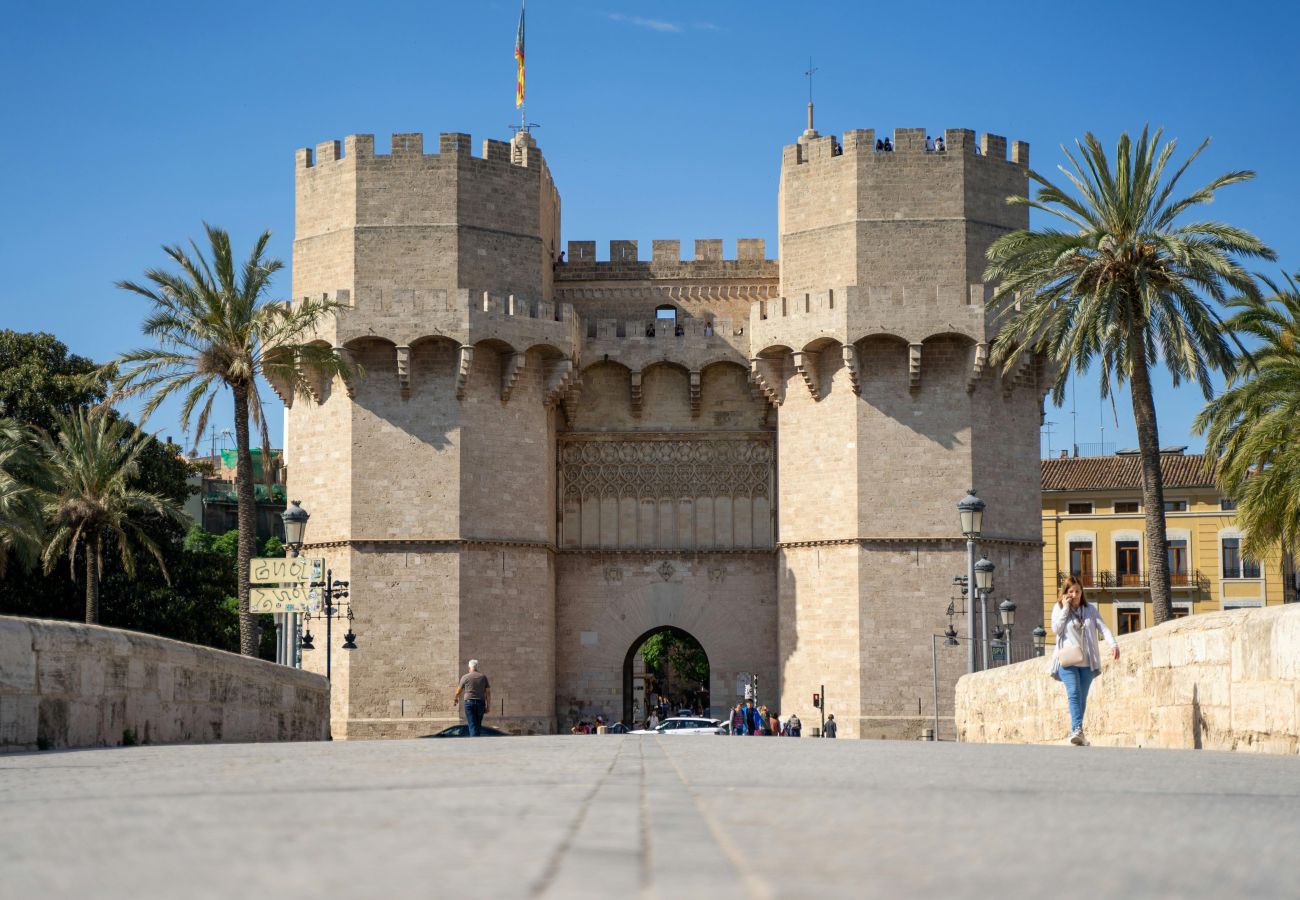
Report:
631,716,724,735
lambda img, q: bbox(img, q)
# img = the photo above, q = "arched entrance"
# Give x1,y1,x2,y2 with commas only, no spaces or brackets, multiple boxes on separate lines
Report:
622,626,710,726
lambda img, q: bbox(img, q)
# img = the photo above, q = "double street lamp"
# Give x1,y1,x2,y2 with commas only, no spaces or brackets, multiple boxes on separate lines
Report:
957,489,986,674
279,500,358,680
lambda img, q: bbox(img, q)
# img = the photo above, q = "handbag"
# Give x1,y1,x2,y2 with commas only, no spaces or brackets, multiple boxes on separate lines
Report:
1058,644,1086,668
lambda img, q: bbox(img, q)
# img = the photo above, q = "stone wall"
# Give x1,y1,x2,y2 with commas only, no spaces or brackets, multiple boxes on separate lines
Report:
0,616,330,752
955,604,1300,754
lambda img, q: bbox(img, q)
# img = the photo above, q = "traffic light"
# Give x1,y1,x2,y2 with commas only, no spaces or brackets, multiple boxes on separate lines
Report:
812,693,820,709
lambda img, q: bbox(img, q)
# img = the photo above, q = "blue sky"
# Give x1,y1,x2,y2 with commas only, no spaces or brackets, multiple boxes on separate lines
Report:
1,0,1295,457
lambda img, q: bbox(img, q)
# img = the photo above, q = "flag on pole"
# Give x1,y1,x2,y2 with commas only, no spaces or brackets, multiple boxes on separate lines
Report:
514,2,526,109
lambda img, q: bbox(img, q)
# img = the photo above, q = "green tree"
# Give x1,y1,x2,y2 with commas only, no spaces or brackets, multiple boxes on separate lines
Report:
640,630,709,693
0,331,108,431
0,419,43,575
112,224,352,655
0,331,249,651
986,128,1274,624
1195,273,1300,560
33,409,185,624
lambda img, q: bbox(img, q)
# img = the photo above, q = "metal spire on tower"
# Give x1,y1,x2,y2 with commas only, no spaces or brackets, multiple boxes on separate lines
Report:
803,57,819,138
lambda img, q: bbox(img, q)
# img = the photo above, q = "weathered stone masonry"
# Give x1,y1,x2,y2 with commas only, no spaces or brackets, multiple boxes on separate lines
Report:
286,125,1046,739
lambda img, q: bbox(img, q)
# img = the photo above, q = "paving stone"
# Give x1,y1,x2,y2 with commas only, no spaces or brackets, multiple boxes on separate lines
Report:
2,736,1296,899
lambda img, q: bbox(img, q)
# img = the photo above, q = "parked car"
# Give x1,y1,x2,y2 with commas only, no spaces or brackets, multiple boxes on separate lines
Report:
424,724,509,738
631,717,724,735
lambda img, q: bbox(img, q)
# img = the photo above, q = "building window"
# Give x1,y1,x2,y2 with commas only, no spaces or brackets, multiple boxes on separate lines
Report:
1164,499,1188,512
1117,608,1142,634
1069,541,1094,586
1171,605,1192,619
1067,502,1093,515
1220,498,1237,511
1221,538,1260,578
1167,539,1189,586
1115,501,1140,514
1116,540,1141,586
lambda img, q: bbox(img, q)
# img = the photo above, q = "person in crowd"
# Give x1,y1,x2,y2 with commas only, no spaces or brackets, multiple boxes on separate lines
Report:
674,323,684,337
926,135,935,152
452,659,491,737
875,138,884,151
743,699,763,735
823,714,837,738
647,710,660,730
766,707,781,736
935,135,946,151
730,703,745,736
786,712,801,737
882,137,893,152
1051,574,1119,746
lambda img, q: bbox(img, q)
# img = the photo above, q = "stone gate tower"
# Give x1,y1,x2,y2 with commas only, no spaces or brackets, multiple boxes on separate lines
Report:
286,122,1046,739
287,131,567,736
751,127,1045,738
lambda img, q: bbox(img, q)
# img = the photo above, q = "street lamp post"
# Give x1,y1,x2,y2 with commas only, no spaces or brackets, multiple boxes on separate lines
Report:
999,599,1017,665
974,555,995,670
957,490,986,674
300,569,356,681
931,624,960,740
280,500,310,669
1032,625,1047,657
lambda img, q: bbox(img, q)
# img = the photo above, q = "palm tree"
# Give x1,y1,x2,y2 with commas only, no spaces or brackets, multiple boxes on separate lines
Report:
985,128,1274,624
112,224,351,655
0,418,43,576
1194,273,1300,562
33,409,184,624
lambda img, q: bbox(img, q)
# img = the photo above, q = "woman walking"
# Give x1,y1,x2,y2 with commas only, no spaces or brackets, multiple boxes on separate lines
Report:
1051,576,1120,745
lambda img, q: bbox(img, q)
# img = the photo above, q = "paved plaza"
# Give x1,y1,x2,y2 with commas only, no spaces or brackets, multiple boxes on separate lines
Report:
3,736,1296,899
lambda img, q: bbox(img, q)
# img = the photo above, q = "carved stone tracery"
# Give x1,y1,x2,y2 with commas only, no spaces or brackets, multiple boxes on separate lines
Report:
559,435,773,501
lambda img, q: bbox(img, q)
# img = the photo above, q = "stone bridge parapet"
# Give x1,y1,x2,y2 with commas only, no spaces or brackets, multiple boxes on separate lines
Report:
0,616,330,752
956,604,1300,754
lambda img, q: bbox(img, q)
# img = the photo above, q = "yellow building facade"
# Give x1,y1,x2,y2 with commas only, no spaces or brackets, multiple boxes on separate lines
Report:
1041,451,1297,638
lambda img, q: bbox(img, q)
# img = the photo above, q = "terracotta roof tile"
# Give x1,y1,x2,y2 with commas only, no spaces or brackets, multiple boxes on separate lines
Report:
1041,453,1216,492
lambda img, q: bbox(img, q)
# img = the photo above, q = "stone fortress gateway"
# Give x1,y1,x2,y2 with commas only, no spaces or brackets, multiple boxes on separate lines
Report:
286,123,1047,739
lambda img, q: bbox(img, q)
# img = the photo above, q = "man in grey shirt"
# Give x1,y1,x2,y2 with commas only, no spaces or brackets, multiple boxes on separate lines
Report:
453,659,492,736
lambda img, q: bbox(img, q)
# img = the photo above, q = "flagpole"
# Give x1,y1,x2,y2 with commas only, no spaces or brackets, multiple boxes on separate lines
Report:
519,0,526,132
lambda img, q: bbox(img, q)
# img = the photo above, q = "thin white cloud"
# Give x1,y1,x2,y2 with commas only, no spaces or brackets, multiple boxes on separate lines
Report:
606,12,682,32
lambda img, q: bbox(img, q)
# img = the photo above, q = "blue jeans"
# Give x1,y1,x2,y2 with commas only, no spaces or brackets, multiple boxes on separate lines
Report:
1059,665,1095,732
464,699,486,736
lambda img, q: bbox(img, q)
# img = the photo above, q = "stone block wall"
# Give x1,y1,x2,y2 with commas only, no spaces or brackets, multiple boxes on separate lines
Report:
0,616,329,752
955,604,1300,754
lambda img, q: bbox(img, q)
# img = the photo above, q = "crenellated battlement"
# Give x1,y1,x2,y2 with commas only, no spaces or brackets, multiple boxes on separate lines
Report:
291,287,579,354
562,238,770,265
748,282,996,352
556,239,777,284
782,128,1029,168
296,131,550,172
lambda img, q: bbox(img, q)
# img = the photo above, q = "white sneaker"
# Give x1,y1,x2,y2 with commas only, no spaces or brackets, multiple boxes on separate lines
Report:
1069,728,1085,746
1080,731,1090,746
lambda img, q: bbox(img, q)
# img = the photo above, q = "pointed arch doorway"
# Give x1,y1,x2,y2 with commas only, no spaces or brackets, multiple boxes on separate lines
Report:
622,626,710,726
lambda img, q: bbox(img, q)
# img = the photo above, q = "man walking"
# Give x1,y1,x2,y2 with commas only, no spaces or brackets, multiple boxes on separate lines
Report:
823,713,837,739
453,659,491,736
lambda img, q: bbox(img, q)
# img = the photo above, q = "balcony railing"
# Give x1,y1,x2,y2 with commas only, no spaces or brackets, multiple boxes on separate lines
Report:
1057,570,1208,591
